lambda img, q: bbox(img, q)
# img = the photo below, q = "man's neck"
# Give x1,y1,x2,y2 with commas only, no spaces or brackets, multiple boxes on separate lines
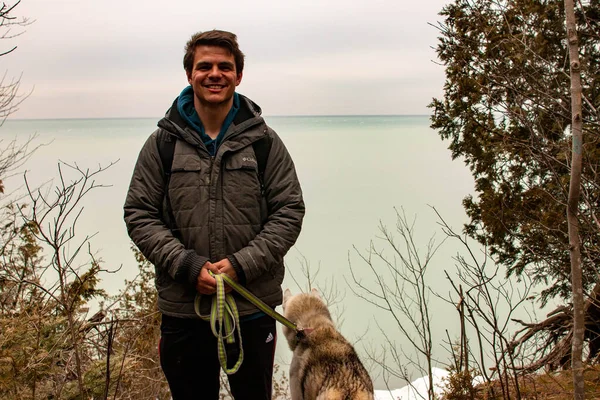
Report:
194,98,233,139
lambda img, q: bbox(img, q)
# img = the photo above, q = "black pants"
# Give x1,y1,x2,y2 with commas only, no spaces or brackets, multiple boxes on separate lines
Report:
159,314,277,400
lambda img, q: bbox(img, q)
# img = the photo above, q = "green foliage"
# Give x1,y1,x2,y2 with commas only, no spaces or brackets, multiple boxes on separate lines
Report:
0,206,51,398
103,244,169,399
0,201,107,399
0,203,42,314
442,366,478,400
66,262,107,313
114,245,159,318
430,0,600,305
0,160,119,399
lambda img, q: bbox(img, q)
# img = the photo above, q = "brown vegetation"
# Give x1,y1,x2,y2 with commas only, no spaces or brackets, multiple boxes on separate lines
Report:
466,365,600,400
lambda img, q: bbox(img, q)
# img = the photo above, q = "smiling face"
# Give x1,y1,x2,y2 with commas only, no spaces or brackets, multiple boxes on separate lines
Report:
186,45,243,109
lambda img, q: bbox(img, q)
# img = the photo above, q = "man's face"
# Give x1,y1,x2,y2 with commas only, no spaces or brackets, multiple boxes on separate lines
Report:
187,45,242,108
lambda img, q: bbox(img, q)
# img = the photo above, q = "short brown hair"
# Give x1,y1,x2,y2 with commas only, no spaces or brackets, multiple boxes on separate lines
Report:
183,30,245,75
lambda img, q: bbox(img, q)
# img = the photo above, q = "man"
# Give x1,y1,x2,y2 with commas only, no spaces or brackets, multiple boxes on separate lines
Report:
124,30,305,400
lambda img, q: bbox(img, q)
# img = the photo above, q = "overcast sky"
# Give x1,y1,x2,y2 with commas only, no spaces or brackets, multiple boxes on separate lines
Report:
3,0,452,119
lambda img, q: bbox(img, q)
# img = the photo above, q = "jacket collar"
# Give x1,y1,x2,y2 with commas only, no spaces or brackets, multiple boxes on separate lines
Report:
158,93,265,149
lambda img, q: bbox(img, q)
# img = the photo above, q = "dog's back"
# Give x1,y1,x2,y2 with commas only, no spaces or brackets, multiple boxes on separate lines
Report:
283,290,374,400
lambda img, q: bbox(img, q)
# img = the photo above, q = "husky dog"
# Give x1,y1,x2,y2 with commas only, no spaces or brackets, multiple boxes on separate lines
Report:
282,289,374,400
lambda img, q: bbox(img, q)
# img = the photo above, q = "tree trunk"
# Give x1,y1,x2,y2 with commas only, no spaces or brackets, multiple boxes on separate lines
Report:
564,0,585,398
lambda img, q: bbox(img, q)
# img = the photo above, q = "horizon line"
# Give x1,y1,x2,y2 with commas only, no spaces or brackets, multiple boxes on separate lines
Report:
6,114,430,122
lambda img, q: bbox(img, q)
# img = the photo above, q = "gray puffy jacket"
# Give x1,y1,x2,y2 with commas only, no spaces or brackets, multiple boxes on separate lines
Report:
124,94,305,317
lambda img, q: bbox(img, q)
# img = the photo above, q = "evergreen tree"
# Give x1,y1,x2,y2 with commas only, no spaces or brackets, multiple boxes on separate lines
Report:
430,0,600,305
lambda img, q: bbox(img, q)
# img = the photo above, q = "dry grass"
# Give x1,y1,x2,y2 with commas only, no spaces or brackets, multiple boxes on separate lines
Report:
470,365,600,399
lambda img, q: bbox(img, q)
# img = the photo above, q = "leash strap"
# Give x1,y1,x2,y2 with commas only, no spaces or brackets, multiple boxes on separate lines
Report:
217,273,299,332
194,273,244,375
194,271,304,375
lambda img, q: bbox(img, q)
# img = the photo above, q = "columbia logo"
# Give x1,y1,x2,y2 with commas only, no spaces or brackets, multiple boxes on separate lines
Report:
265,332,274,343
242,157,256,163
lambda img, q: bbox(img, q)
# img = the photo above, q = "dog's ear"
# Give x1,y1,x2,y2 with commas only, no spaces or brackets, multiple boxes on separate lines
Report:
311,287,321,298
283,288,292,305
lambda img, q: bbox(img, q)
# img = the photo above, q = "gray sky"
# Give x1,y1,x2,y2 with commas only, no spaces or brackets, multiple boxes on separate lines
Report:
4,0,451,119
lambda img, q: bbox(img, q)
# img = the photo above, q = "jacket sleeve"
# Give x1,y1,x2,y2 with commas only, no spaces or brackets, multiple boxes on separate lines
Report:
123,130,208,286
232,128,305,283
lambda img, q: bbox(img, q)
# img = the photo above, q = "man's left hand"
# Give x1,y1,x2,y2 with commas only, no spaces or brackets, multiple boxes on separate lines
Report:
213,258,238,293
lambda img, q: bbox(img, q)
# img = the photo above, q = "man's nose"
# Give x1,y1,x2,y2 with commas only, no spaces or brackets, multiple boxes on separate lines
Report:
208,66,221,78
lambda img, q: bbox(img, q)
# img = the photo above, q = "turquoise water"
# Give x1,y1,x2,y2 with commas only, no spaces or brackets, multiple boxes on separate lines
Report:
1,116,475,389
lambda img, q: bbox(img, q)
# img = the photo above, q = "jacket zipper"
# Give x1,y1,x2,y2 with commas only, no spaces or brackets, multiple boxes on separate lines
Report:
208,155,216,262
208,156,215,185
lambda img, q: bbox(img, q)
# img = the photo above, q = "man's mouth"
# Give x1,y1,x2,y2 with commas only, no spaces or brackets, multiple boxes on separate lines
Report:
203,84,226,89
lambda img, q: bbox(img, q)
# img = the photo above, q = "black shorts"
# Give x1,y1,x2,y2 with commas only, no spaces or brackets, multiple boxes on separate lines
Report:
159,313,277,400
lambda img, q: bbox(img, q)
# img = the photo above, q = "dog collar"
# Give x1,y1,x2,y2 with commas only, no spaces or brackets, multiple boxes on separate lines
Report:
295,327,314,341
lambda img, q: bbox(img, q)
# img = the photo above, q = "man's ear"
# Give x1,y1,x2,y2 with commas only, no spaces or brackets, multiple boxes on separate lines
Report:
236,71,243,86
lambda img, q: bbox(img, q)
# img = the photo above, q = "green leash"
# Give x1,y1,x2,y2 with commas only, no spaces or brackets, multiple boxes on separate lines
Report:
194,272,244,374
194,271,302,375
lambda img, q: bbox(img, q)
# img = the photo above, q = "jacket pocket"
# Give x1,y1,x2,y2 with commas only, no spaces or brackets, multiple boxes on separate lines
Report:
222,150,262,227
169,157,202,188
223,152,261,198
168,157,203,213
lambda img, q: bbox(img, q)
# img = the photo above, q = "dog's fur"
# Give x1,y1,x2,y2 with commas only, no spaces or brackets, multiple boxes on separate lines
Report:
282,289,374,400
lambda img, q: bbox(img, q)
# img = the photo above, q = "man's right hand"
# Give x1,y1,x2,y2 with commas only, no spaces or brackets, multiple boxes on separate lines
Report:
196,261,219,295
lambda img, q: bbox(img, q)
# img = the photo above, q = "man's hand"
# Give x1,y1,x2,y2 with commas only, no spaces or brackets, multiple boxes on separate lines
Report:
196,261,220,295
213,258,238,293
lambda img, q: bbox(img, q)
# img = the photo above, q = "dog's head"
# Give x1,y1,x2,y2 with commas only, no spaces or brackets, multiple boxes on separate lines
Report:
283,287,322,316
282,288,325,348
283,288,334,327
282,288,337,352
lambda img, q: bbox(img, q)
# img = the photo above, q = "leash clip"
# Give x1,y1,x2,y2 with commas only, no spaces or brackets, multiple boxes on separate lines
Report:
295,327,314,341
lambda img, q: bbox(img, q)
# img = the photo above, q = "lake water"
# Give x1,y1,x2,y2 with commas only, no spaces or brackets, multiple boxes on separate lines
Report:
2,115,476,390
